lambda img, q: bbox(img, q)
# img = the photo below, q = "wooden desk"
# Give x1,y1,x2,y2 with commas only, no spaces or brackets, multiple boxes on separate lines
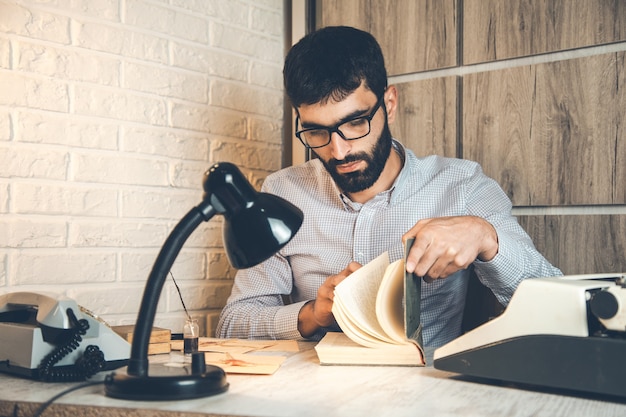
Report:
1,341,625,417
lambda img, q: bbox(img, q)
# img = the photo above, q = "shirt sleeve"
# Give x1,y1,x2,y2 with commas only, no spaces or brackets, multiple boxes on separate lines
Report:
215,250,308,340
465,164,563,305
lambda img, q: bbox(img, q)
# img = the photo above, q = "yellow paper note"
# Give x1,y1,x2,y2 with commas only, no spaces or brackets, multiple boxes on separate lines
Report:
204,352,286,375
171,338,299,354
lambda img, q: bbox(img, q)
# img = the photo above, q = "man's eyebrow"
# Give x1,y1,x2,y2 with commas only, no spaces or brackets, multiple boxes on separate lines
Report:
300,107,369,129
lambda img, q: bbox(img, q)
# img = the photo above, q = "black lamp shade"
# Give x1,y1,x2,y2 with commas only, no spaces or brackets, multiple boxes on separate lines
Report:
203,162,303,269
224,193,303,268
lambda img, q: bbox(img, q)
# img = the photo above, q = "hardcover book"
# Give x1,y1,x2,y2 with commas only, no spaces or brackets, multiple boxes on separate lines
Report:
315,239,425,366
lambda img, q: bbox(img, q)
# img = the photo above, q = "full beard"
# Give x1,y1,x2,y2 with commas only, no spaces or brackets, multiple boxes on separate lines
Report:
319,123,393,195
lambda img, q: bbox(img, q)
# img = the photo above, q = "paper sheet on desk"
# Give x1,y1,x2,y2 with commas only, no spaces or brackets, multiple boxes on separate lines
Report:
170,338,299,354
170,338,299,375
203,352,286,374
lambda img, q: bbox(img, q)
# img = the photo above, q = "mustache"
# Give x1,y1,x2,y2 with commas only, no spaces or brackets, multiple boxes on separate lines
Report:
327,153,368,170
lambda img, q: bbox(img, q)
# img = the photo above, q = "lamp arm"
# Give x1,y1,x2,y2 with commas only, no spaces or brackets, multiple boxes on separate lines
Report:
105,163,301,401
127,202,216,377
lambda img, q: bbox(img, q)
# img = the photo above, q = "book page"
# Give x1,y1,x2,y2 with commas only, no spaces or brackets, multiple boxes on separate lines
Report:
375,259,407,344
332,252,397,345
332,295,387,348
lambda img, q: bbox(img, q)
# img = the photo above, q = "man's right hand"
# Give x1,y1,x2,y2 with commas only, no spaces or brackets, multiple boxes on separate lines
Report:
297,261,361,338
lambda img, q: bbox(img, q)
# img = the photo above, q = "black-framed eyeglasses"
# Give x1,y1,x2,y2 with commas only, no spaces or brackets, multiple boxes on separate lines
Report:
294,94,385,149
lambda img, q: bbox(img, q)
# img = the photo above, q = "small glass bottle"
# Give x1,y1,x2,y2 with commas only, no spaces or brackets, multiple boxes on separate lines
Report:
183,318,199,360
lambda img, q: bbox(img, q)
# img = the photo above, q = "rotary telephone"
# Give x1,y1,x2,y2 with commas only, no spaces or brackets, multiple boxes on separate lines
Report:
0,292,130,381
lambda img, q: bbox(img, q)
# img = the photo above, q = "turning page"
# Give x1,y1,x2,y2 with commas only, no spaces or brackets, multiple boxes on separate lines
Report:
375,259,407,344
333,252,398,346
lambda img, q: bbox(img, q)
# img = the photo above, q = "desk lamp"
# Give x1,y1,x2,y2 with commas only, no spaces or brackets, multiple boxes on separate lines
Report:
105,162,303,401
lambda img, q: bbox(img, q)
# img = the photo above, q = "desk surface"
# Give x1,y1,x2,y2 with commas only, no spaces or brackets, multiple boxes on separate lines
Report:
1,341,625,417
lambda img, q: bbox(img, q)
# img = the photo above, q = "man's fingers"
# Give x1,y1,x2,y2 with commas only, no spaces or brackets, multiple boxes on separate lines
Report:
405,234,432,273
345,261,362,274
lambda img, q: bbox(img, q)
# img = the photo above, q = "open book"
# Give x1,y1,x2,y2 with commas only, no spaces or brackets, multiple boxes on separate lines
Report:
315,239,425,366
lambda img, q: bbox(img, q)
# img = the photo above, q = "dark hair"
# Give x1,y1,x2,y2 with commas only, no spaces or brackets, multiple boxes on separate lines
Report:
283,26,388,108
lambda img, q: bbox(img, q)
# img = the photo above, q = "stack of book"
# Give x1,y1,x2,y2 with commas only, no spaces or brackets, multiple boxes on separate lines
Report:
112,325,171,355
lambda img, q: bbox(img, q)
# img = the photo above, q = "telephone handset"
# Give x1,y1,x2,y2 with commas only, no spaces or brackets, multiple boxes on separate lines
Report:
0,292,130,381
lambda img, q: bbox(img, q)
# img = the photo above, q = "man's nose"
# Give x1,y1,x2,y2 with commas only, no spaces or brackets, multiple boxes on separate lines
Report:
328,131,351,160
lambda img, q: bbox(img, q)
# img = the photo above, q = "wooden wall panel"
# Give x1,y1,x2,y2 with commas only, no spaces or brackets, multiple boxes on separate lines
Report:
394,78,457,158
312,0,626,277
519,215,626,275
315,0,370,32
463,52,626,206
463,0,626,64
317,0,457,75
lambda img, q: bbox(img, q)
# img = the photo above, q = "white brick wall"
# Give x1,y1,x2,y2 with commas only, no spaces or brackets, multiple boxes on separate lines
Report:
0,0,285,336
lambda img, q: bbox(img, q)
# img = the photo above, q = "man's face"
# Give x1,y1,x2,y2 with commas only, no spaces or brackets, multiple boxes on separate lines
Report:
296,85,392,194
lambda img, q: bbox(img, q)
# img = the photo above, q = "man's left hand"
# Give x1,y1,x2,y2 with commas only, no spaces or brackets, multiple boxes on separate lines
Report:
402,215,498,281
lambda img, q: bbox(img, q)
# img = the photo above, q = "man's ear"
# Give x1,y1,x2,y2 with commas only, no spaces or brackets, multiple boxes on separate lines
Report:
384,85,398,124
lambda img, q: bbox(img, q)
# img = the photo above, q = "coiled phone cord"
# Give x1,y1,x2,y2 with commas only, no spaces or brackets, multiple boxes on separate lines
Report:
37,308,105,382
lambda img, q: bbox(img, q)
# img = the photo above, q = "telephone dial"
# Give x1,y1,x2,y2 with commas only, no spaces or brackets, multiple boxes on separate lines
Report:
0,292,130,381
